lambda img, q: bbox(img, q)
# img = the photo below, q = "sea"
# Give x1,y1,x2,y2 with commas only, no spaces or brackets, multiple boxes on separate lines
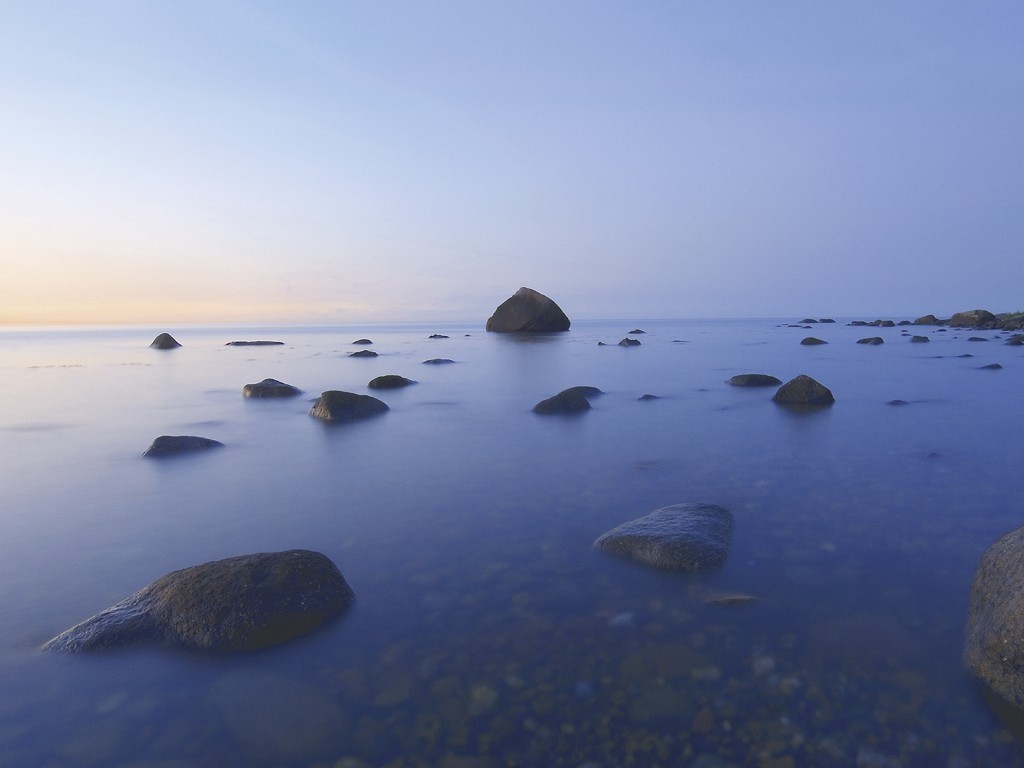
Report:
0,318,1021,768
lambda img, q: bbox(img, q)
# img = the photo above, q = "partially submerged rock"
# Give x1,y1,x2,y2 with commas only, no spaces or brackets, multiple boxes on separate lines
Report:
910,335,930,343
349,349,378,358
150,333,181,349
486,287,570,332
310,391,388,423
367,375,416,389
243,378,302,398
857,337,884,345
422,358,456,365
618,338,641,347
532,387,593,414
594,503,735,572
352,339,373,345
226,340,284,346
800,337,828,346
143,435,223,457
950,309,996,328
43,550,354,653
772,375,834,406
727,374,782,387
965,527,1024,707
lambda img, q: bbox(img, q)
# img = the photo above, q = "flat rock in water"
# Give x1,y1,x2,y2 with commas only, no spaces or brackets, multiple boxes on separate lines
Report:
42,550,354,653
348,349,378,358
143,435,223,457
965,526,1024,706
772,375,834,406
594,503,734,572
367,375,416,389
150,333,181,349
226,340,284,346
243,378,302,398
351,339,373,345
800,337,828,345
310,391,388,423
727,374,782,387
532,388,592,415
857,337,884,345
485,287,570,332
422,358,455,365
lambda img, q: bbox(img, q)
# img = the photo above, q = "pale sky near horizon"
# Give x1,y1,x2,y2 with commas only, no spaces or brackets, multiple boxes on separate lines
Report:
2,2,1022,325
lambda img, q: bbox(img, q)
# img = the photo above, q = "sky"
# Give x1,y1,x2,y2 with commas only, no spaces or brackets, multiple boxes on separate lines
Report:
2,1,1022,325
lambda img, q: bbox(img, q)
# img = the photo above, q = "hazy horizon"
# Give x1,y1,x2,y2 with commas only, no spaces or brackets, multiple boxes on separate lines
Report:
3,2,1021,325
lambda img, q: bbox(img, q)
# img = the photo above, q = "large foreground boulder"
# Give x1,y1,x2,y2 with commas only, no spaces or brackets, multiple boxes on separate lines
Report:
310,390,388,423
772,375,834,406
593,503,734,572
486,287,570,332
965,527,1024,707
43,550,354,653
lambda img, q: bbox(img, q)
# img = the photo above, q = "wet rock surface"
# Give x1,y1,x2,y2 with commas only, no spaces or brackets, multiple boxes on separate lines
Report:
310,391,388,423
142,435,224,457
485,287,570,332
42,550,354,653
348,349,378,358
593,503,735,572
966,526,1024,706
857,337,884,345
800,337,827,345
242,378,301,398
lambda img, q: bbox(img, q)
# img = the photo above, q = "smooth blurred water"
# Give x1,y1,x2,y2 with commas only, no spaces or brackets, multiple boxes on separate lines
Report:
0,319,1022,767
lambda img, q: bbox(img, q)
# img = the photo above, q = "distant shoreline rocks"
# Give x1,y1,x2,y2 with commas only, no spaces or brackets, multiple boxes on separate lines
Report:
486,287,570,333
226,340,284,346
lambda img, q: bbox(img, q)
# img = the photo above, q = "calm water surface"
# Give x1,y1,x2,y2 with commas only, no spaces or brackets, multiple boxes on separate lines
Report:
0,319,1022,767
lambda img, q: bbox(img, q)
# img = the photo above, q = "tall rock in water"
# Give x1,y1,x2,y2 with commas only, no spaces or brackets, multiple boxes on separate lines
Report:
486,287,570,332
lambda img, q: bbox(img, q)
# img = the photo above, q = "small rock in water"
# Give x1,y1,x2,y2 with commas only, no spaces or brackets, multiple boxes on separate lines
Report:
243,378,301,398
225,340,284,346
772,375,835,407
149,332,181,349
422,358,455,365
348,349,378,358
638,394,660,401
887,399,910,406
727,373,782,387
618,337,641,346
310,391,388,423
629,328,646,334
910,335,930,343
428,333,449,339
856,337,884,345
979,363,1003,370
143,435,223,457
367,375,416,389
594,503,735,572
532,388,592,415
800,337,828,345
351,338,373,345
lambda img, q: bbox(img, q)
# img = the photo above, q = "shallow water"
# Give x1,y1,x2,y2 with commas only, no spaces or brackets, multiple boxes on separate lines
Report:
0,318,1022,767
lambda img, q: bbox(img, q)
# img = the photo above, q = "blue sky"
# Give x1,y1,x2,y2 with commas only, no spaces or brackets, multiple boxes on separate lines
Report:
2,1,1022,324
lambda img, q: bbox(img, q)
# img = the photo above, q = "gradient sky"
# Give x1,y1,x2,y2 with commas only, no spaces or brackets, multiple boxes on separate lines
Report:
2,2,1022,325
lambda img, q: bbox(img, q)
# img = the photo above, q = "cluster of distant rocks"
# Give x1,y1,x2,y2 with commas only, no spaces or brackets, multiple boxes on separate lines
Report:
786,308,1023,332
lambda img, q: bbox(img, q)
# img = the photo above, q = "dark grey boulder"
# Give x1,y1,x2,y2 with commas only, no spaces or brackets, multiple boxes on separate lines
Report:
800,318,819,324
878,320,896,327
367,375,416,389
226,341,284,346
562,385,603,399
428,334,449,339
965,527,1024,706
638,394,660,401
629,328,646,334
352,339,373,345
857,337,884,345
888,399,910,406
532,388,592,415
593,503,734,572
910,335,930,343
150,333,181,349
422,358,456,365
243,378,302,398
950,309,996,328
727,374,782,387
800,337,828,346
486,287,570,332
143,435,223,457
618,338,641,347
819,318,836,323
348,349,378,358
772,375,834,406
42,550,353,653
914,314,939,325
1006,336,1024,346
968,336,989,342
980,363,1003,370
310,391,388,423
